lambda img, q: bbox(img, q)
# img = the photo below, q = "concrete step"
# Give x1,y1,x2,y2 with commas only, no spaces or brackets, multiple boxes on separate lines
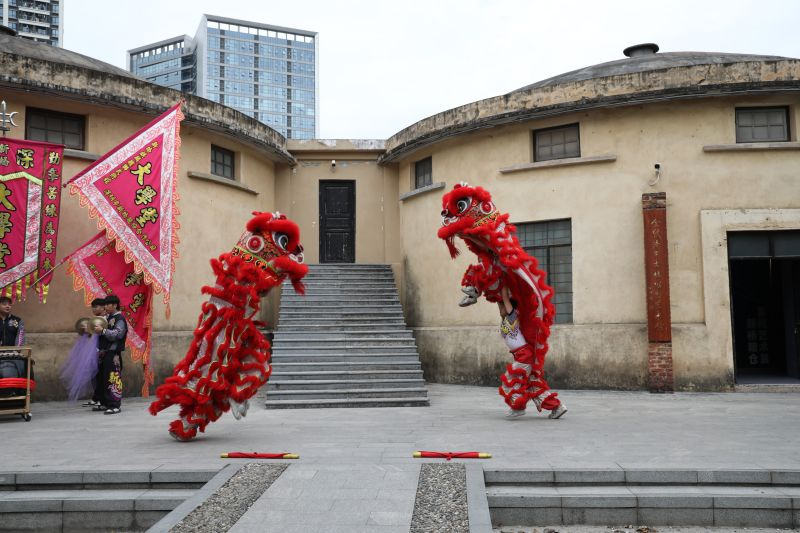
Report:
272,347,419,355
280,303,403,310
485,468,800,528
277,321,413,335
273,339,418,348
271,361,421,371
270,369,424,380
267,379,426,391
270,353,423,363
0,469,217,533
265,387,429,400
282,294,399,301
275,331,414,339
264,396,430,409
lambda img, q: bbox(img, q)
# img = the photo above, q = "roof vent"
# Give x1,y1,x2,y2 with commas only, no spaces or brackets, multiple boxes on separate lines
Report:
623,43,659,58
0,25,17,37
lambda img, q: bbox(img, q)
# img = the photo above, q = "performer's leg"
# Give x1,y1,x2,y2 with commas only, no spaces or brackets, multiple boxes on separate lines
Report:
527,352,567,419
103,353,123,413
499,346,536,416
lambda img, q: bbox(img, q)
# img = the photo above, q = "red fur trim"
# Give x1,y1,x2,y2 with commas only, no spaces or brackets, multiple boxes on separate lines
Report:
247,214,302,252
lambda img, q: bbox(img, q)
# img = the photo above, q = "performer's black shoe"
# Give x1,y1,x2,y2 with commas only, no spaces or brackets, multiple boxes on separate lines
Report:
92,405,107,412
104,408,121,415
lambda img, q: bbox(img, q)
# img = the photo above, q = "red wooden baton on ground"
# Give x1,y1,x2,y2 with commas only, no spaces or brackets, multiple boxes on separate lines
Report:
412,451,492,460
220,452,299,459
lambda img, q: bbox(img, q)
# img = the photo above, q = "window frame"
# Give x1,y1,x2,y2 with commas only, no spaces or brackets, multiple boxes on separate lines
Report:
532,123,581,162
25,107,85,150
515,218,573,324
414,156,432,190
735,106,791,143
210,144,235,180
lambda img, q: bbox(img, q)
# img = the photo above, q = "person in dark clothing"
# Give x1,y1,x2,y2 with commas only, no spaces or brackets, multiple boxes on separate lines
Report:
0,296,24,347
92,295,127,414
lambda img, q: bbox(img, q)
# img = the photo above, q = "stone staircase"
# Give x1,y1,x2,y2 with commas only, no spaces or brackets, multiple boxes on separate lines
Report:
265,264,429,409
485,467,800,528
0,468,217,532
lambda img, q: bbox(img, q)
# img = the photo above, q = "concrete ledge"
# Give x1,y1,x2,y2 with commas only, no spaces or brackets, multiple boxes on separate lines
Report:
399,181,446,202
188,171,259,195
639,507,713,525
773,470,800,484
150,468,218,484
698,469,772,484
146,463,243,533
714,507,793,528
498,154,617,174
465,464,492,533
554,468,625,484
64,148,101,161
626,469,698,484
484,469,554,484
703,141,800,152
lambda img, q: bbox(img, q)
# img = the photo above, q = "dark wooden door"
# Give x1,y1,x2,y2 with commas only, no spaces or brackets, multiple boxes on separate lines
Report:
319,180,355,263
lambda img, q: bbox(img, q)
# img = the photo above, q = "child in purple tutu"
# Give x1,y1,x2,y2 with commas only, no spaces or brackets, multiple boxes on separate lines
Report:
61,298,106,403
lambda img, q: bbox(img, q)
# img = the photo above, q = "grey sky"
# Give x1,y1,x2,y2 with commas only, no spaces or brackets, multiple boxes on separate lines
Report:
64,0,800,139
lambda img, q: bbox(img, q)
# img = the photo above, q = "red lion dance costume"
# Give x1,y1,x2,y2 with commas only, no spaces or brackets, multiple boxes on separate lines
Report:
149,212,308,441
438,183,566,419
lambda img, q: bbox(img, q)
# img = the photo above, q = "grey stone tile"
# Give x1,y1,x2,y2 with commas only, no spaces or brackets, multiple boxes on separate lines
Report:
63,496,135,511
625,468,698,484
0,498,62,512
0,472,14,486
82,470,151,484
62,510,135,530
484,469,554,483
713,494,791,509
15,471,83,485
367,510,413,526
0,511,61,531
773,469,800,484
561,494,636,508
376,488,417,501
713,508,793,528
698,469,771,484
638,507,714,525
554,467,624,484
562,507,637,525
490,506,561,527
133,510,168,530
636,494,713,508
150,468,218,483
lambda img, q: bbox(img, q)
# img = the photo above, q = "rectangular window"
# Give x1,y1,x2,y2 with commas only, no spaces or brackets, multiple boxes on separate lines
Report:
25,107,85,149
414,156,432,189
211,145,235,179
534,123,580,162
515,219,573,324
736,107,790,142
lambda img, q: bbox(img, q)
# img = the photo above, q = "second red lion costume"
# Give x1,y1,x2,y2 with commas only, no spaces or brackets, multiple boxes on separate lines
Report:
438,183,566,418
149,212,308,441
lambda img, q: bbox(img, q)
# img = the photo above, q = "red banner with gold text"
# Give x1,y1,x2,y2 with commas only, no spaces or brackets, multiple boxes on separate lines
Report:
68,103,182,311
0,138,63,302
66,232,155,395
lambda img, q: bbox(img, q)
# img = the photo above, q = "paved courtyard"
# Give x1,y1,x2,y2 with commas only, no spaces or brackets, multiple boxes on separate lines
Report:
2,384,800,531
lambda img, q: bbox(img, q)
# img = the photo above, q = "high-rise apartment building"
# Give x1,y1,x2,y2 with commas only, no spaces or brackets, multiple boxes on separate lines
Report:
0,0,62,46
128,14,318,140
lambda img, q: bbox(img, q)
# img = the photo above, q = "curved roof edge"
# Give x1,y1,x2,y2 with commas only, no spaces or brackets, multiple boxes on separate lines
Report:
380,56,800,164
0,37,295,166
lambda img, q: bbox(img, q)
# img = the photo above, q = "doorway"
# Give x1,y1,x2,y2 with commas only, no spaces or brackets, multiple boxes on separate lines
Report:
319,180,355,263
728,231,800,383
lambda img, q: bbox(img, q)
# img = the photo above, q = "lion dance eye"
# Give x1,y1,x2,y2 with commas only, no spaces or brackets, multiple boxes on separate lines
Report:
272,232,290,251
246,235,265,253
456,197,472,214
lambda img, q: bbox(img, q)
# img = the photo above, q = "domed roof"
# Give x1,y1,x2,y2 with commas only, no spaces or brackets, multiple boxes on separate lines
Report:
381,45,800,163
0,33,137,79
515,50,794,92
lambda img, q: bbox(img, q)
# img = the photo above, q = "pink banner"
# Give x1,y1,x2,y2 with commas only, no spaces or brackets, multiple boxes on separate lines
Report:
0,138,63,302
68,103,182,309
67,232,155,395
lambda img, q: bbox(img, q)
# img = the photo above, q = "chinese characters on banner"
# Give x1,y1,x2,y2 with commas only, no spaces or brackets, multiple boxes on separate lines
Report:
0,138,63,302
67,232,155,395
68,103,183,311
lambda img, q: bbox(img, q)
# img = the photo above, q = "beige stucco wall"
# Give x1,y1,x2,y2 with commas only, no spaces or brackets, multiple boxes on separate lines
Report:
3,92,283,399
397,95,800,390
275,140,402,287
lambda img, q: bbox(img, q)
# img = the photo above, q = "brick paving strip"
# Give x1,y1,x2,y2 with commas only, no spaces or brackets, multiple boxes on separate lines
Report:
170,463,287,533
410,463,469,533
